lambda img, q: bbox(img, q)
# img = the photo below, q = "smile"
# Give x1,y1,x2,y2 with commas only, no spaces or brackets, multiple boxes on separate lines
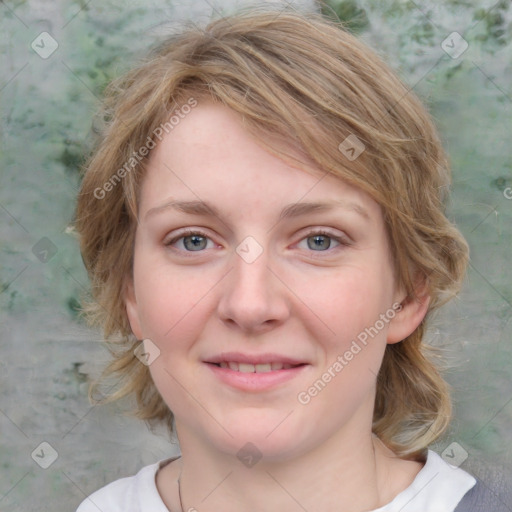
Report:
214,362,300,372
204,353,310,392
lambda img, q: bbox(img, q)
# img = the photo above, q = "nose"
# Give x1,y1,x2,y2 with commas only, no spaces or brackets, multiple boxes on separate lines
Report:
217,246,291,334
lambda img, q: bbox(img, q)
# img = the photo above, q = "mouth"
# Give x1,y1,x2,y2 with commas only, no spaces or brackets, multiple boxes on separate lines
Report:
208,361,304,373
204,353,310,391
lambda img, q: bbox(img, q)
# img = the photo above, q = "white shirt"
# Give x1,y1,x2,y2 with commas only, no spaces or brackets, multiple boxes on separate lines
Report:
76,450,476,512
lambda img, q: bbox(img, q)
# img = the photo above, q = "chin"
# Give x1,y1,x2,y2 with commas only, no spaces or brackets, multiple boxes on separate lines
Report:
203,409,313,463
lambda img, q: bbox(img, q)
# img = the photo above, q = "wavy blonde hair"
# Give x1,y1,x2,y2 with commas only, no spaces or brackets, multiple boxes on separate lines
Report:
74,9,469,460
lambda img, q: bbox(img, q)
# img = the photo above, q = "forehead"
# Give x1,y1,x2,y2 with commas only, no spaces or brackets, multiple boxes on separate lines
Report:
138,101,381,223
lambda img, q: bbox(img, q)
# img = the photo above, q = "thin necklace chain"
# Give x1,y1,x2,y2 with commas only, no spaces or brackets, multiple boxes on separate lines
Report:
177,471,184,512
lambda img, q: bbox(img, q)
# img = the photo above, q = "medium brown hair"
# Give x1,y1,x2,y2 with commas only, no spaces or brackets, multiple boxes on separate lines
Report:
74,8,469,460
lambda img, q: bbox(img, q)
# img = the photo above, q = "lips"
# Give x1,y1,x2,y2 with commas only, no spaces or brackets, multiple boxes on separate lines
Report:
215,361,304,373
205,352,307,369
204,352,309,391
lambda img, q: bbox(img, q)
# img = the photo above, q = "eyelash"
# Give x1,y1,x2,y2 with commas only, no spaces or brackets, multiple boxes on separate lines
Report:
164,228,351,254
298,230,350,252
164,229,213,250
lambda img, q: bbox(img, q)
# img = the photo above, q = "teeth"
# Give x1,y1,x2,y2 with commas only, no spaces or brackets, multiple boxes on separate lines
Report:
255,363,272,373
217,362,296,373
238,363,255,373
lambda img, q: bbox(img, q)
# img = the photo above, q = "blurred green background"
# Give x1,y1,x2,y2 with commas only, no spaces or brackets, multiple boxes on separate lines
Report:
1,0,511,510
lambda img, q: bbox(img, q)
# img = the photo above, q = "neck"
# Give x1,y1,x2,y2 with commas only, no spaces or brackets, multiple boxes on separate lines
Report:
174,426,412,512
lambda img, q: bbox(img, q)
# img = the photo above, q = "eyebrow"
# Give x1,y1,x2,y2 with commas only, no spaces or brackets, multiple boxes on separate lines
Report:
145,200,220,220
279,201,369,221
144,199,370,222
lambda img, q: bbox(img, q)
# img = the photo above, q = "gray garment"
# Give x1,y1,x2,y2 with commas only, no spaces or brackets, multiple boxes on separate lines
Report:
454,463,512,512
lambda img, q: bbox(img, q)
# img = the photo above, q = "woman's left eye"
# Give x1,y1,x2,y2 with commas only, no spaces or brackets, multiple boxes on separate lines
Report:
297,233,343,252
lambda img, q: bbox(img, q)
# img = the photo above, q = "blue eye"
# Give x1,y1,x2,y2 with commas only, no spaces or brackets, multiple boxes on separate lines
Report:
307,234,335,251
166,231,214,251
183,234,208,251
298,232,343,252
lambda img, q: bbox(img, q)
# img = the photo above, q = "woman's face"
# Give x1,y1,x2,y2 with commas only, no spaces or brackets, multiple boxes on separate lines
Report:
125,101,409,461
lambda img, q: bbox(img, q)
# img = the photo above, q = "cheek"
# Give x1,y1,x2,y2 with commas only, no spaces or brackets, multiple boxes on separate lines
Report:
294,265,395,347
133,259,218,345
295,269,392,420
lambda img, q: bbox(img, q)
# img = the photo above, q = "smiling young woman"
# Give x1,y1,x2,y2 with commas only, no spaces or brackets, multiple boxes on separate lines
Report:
72,8,504,512
122,101,428,511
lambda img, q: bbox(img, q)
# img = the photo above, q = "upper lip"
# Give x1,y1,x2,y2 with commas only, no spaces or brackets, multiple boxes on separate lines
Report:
204,352,308,366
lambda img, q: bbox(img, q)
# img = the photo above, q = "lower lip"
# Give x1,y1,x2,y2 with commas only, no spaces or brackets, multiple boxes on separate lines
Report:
205,363,308,392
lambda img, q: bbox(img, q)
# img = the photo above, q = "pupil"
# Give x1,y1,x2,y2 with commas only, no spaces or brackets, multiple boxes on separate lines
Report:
308,235,331,251
184,235,206,251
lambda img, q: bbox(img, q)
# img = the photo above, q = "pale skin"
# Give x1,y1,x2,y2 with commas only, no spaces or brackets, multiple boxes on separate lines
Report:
125,101,430,512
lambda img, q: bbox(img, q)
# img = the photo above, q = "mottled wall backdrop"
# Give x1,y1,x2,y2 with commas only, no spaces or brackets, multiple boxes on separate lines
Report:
1,1,511,510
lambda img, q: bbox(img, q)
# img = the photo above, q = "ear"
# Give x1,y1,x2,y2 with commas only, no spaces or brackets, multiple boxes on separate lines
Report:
387,280,430,345
124,277,144,340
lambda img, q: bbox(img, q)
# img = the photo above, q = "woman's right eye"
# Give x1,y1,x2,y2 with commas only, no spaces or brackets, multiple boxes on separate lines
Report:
165,231,215,252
